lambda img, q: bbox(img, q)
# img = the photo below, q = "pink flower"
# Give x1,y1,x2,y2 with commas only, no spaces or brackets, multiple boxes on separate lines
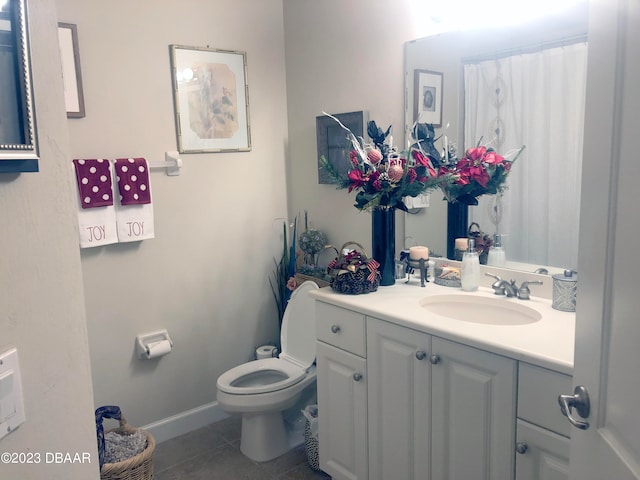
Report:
286,277,297,291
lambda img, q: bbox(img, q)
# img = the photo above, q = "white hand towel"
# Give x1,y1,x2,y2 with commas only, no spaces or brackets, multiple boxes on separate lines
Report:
114,158,155,242
72,159,118,248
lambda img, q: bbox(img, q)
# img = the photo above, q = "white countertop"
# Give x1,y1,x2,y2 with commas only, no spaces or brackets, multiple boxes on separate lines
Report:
310,281,575,375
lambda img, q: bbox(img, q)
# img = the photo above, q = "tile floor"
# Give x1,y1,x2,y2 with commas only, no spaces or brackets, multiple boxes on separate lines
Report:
153,416,331,479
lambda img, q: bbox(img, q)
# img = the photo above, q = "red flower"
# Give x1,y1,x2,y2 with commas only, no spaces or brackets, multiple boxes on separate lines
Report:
465,146,487,161
347,169,366,192
407,168,417,183
412,150,437,177
483,151,504,165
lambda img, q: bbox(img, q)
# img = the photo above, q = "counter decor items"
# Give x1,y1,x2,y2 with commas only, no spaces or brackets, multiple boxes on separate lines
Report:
320,113,449,286
294,211,334,288
327,242,380,295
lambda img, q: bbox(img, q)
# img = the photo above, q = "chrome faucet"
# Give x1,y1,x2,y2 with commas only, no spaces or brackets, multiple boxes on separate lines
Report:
486,273,518,297
485,273,543,299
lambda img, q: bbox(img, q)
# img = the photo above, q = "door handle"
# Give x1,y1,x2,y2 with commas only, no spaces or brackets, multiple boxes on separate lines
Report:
558,385,590,430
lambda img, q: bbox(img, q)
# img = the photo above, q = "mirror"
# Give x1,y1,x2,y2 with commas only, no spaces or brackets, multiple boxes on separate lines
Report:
0,0,38,172
404,3,588,275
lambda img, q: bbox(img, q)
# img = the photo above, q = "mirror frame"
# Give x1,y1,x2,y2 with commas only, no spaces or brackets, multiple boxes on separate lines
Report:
0,0,38,173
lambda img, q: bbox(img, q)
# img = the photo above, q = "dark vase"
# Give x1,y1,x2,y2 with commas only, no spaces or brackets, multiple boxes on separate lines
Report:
371,207,396,286
447,201,469,260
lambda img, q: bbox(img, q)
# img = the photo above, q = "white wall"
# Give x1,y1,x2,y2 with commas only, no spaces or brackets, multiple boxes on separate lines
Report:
283,0,423,253
55,0,290,428
0,0,98,478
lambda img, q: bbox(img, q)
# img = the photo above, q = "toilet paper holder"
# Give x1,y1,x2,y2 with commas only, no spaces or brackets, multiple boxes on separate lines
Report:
136,329,173,359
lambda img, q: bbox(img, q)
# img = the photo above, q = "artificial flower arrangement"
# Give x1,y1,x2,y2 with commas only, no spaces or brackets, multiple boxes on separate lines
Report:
320,114,450,211
426,126,526,206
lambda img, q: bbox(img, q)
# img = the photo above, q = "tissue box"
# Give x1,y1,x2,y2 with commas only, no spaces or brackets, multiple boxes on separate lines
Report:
434,264,461,288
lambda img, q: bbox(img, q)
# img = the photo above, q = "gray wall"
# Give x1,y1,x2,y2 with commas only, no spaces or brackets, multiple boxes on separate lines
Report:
0,0,98,478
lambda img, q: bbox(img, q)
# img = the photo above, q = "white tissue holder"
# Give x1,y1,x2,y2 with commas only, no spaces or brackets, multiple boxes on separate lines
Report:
136,329,173,359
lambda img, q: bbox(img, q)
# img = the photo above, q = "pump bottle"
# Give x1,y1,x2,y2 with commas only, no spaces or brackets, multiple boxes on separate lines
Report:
461,238,480,291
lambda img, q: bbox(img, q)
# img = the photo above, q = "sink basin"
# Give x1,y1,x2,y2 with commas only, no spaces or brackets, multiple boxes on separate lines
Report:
420,294,542,325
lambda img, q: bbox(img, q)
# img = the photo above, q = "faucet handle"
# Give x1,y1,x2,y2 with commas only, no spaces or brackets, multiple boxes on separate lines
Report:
485,273,505,295
518,280,543,300
485,272,501,281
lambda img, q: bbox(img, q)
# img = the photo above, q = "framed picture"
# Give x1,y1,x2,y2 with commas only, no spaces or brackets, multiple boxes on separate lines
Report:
316,111,366,184
414,69,443,126
170,45,251,153
58,23,85,118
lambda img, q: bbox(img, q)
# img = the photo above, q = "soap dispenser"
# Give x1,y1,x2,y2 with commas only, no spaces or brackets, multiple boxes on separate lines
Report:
486,234,506,267
461,238,480,291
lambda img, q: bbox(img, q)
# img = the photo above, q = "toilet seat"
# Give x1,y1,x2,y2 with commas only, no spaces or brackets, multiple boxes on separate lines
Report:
216,357,306,394
216,281,319,396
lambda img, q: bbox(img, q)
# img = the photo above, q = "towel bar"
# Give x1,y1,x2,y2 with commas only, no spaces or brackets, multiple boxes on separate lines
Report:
149,151,182,176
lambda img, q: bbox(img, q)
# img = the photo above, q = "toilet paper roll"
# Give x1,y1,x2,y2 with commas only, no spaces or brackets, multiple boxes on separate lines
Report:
146,339,172,359
256,345,278,360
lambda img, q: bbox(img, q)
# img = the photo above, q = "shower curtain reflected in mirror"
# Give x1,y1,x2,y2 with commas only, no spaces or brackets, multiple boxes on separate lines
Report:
464,42,587,269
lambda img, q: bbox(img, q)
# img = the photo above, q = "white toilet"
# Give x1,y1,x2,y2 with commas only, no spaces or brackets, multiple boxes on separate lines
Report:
216,280,319,462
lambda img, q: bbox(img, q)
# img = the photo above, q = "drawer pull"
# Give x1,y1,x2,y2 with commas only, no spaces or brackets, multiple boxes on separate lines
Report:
515,442,528,455
353,373,363,382
415,350,427,360
429,354,441,365
330,325,341,334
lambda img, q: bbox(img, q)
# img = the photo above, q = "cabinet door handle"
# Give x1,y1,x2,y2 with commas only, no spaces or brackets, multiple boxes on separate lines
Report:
415,350,427,360
515,442,528,455
429,354,441,365
353,373,363,382
330,325,341,334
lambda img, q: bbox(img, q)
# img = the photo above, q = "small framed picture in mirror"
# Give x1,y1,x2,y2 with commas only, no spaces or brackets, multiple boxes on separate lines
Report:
414,69,442,126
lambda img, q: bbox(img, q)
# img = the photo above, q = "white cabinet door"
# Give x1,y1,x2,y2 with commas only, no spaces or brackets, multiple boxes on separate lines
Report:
431,337,517,480
316,341,367,480
367,318,430,480
516,420,570,480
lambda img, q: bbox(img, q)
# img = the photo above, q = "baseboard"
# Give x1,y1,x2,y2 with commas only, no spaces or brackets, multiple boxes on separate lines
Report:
141,401,229,444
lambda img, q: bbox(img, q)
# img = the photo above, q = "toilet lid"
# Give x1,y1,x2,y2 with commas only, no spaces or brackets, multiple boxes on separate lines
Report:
280,281,319,369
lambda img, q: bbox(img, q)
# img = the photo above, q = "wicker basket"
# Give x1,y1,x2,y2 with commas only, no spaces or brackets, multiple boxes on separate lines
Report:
100,416,155,480
328,242,380,295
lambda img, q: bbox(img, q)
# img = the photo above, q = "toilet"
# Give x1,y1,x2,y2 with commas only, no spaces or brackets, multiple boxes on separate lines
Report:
216,280,319,462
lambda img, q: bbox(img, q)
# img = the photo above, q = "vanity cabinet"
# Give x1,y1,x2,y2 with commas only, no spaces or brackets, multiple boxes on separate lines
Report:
315,298,572,480
515,363,572,480
316,302,368,480
367,318,430,480
367,318,516,480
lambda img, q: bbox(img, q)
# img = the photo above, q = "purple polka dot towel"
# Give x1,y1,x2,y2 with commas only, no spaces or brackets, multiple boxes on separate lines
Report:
114,158,152,205
72,159,114,209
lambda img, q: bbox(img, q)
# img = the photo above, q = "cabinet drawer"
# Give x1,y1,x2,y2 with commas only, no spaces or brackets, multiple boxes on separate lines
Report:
518,363,572,437
316,301,366,357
